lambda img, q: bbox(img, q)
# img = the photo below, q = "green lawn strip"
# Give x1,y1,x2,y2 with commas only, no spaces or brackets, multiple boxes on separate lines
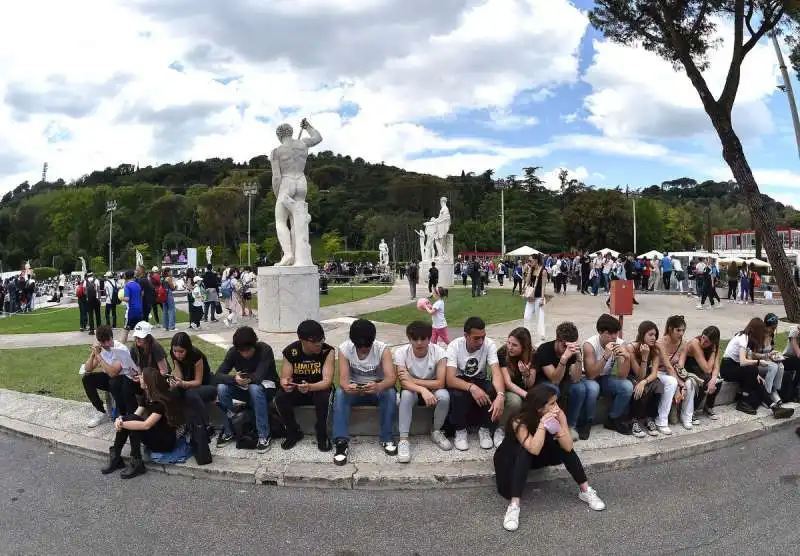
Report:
0,306,189,335
251,285,392,310
361,287,527,326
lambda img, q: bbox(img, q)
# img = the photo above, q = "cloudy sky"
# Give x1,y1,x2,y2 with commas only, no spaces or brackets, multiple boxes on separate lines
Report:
1,0,798,207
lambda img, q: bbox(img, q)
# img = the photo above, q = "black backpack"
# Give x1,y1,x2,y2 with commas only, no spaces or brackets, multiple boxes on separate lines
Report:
560,260,568,273
86,280,97,302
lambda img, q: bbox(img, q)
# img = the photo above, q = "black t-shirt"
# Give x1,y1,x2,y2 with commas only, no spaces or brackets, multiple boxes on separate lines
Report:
174,348,212,385
497,347,526,389
146,398,179,434
138,276,155,302
534,341,576,386
429,267,439,281
282,341,333,384
130,341,169,372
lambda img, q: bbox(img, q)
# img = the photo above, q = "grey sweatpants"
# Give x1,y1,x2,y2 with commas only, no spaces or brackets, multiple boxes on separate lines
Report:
760,361,784,393
399,389,450,437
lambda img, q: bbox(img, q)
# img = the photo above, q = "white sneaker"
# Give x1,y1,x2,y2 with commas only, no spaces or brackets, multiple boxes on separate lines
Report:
478,427,493,449
431,430,453,451
570,427,579,441
493,428,505,448
87,411,109,428
503,503,520,531
657,425,672,435
695,304,704,310
578,487,606,511
397,439,411,463
454,430,469,451
78,364,87,376
681,420,693,430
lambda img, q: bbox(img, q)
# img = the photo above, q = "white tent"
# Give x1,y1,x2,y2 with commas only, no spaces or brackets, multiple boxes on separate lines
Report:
506,245,541,256
718,256,745,265
591,248,620,258
746,258,771,267
637,250,663,260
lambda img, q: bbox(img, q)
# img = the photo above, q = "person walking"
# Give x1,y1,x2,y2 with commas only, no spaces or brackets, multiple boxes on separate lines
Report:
428,261,439,294
407,261,419,299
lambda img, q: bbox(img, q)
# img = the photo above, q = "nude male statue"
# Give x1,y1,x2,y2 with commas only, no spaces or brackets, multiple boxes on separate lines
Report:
270,119,322,267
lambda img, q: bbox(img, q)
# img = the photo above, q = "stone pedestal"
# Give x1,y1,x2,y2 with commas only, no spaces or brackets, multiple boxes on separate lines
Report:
257,266,319,333
419,261,454,287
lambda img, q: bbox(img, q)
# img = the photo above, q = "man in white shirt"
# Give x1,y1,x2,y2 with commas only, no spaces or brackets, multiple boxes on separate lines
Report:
80,325,142,428
394,321,452,463
446,316,505,451
58,272,66,302
332,319,398,466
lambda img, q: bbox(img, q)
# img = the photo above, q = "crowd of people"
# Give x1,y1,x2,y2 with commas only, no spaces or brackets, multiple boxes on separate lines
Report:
77,298,800,531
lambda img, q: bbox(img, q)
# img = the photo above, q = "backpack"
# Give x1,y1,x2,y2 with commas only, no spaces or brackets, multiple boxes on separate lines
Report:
86,280,97,302
155,284,167,304
76,283,85,299
107,280,119,305
560,259,568,273
753,272,762,288
220,278,233,299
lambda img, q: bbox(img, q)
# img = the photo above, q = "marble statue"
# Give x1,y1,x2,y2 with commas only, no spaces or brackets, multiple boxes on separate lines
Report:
416,197,453,263
79,256,87,275
414,229,426,261
378,239,389,267
24,260,31,274
271,118,322,267
206,246,212,266
423,218,437,261
432,197,451,262
135,249,144,269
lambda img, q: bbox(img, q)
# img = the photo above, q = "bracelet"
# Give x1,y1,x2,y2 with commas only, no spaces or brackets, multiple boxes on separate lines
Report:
497,392,505,397
468,384,474,393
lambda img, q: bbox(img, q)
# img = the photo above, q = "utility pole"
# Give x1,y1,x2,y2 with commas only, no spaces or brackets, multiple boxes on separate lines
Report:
501,187,505,256
772,33,800,160
632,195,637,254
106,200,117,272
242,182,259,267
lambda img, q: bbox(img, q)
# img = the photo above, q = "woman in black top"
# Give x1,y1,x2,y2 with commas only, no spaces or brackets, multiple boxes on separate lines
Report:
679,326,721,420
494,384,605,532
497,327,536,427
102,367,183,479
130,324,169,375
624,320,663,438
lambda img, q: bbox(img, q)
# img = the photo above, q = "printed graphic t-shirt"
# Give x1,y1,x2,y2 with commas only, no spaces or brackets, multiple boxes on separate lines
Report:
283,340,333,384
446,337,499,381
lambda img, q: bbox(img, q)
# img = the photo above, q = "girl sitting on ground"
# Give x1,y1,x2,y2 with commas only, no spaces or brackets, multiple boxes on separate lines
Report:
679,326,722,420
624,321,663,438
101,367,184,479
494,384,605,532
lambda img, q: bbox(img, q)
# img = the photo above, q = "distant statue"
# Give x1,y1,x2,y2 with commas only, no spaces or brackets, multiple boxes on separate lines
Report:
378,239,389,267
206,246,212,266
270,118,322,267
79,256,87,275
135,250,144,269
24,260,31,274
423,218,437,261
414,229,426,261
432,197,452,262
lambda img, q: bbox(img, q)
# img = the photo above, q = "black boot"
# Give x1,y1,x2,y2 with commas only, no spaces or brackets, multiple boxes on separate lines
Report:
120,457,146,479
101,447,125,475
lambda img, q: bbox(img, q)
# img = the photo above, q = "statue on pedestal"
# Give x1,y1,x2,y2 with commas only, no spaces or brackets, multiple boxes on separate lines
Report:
135,250,144,269
271,118,322,267
206,246,212,266
414,229,426,262
423,218,437,261
378,239,389,267
432,197,451,262
79,256,87,275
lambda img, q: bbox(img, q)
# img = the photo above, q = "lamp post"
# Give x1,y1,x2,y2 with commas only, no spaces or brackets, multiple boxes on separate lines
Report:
772,33,800,161
106,200,117,272
242,182,259,267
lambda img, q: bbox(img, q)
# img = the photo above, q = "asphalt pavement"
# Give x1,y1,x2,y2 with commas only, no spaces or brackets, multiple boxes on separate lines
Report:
2,430,800,555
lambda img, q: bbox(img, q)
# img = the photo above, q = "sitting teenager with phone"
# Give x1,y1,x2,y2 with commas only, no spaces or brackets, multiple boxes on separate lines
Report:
332,319,398,465
582,314,633,436
494,384,606,532
394,320,453,463
215,326,279,453
81,325,142,428
102,367,184,480
168,332,218,441
129,321,169,375
275,320,335,452
446,316,505,451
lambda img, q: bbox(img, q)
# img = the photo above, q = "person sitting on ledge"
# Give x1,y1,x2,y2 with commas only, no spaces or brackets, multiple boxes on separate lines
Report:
446,316,505,451
275,319,335,452
81,325,142,428
624,321,664,438
394,320,452,463
494,384,605,532
679,325,722,421
215,326,278,453
497,327,537,434
102,367,184,480
780,323,800,402
332,319,398,466
582,314,633,436
129,321,169,375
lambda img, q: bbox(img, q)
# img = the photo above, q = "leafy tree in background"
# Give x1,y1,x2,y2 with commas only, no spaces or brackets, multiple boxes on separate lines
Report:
589,0,800,321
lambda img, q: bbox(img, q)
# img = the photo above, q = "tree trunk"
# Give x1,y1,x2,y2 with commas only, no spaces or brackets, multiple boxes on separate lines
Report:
713,115,800,322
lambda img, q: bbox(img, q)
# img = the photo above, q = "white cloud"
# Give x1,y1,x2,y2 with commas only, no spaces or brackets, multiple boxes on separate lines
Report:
0,0,589,192
485,108,539,129
561,111,579,124
710,166,800,190
541,166,589,191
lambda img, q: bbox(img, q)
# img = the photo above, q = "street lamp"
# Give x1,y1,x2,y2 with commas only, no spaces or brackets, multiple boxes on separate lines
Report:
242,181,259,267
106,200,117,272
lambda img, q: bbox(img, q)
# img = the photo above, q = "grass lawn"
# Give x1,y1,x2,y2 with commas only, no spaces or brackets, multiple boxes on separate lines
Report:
0,337,227,402
361,287,528,326
251,285,392,309
0,305,189,335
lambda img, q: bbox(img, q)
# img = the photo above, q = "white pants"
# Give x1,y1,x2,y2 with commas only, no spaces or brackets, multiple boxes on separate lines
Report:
523,298,545,339
680,379,697,424
656,372,678,427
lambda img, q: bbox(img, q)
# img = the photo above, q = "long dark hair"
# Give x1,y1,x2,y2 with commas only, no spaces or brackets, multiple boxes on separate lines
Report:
700,325,720,360
741,318,766,351
498,327,533,384
132,335,155,368
170,332,198,375
141,367,184,428
634,320,660,364
506,384,555,438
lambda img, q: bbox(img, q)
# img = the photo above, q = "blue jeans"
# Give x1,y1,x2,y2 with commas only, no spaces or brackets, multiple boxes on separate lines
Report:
567,378,600,427
332,387,396,443
217,383,273,440
164,294,176,330
603,272,610,292
596,375,633,420
591,275,600,295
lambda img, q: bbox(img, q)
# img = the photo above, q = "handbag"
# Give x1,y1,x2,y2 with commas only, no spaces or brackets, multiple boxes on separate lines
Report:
524,269,542,300
215,301,223,315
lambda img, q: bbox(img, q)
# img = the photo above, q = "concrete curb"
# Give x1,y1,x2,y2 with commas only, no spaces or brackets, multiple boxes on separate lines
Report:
2,412,798,490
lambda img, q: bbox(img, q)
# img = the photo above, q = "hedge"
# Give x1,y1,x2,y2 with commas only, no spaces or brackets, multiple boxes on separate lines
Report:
33,267,59,280
330,250,379,263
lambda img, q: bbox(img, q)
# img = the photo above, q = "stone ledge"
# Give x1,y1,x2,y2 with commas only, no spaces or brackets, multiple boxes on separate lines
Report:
3,411,798,490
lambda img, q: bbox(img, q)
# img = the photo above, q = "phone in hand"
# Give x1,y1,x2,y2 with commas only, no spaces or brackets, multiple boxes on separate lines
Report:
542,416,561,435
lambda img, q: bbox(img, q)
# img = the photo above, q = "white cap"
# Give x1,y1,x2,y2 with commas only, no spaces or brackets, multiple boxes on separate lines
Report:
151,266,159,272
132,321,153,339
193,276,202,283
104,271,113,277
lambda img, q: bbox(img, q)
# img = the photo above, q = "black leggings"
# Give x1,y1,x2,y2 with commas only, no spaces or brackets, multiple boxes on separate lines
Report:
495,438,587,500
720,358,761,407
629,380,659,420
274,389,332,437
449,379,496,430
112,414,176,459
151,302,160,324
82,373,141,415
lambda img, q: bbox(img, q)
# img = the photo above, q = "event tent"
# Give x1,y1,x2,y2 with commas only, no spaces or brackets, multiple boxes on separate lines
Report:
746,258,770,267
591,248,620,258
637,250,663,260
717,256,745,265
506,245,541,256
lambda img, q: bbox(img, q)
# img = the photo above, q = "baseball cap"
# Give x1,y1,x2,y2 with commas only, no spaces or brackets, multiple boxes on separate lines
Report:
297,319,324,342
151,266,159,272
765,313,779,326
193,276,202,283
132,321,153,339
104,271,113,277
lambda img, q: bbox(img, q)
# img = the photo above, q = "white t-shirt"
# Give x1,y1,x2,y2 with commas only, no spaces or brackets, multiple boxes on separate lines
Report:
446,336,499,381
673,259,683,272
58,274,66,287
100,340,140,380
724,334,748,362
584,334,625,377
339,339,388,385
785,327,800,356
393,344,446,380
695,261,706,275
431,299,447,329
